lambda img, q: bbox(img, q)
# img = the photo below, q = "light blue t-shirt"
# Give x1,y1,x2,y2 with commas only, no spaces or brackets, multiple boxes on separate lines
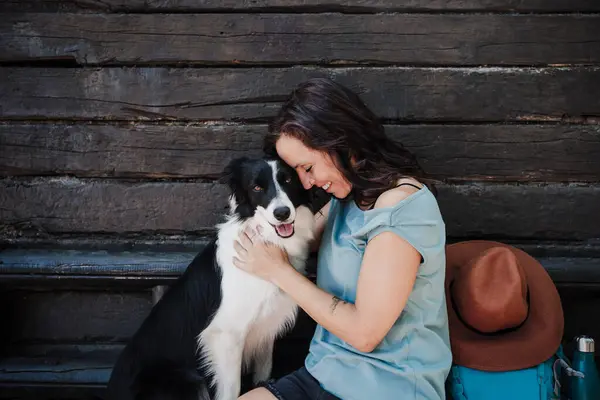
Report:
305,186,452,400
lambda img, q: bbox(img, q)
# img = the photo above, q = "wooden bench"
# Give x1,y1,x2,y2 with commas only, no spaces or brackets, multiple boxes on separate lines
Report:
0,244,599,398
1,1,600,398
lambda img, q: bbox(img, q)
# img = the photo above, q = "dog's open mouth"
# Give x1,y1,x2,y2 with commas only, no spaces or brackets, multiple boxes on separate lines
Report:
272,223,294,238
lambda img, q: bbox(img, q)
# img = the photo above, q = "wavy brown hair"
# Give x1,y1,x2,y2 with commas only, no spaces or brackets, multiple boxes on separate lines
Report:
264,77,432,208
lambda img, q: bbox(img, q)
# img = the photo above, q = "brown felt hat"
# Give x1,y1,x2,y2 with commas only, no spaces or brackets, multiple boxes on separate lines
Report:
445,240,564,371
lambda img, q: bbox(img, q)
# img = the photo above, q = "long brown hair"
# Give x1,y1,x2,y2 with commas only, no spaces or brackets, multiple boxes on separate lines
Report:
264,77,431,208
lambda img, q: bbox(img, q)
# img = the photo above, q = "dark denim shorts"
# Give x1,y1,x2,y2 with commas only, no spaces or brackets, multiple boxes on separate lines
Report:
260,367,340,400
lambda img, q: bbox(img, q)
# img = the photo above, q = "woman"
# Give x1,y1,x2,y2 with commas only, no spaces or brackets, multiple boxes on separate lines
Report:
233,78,451,400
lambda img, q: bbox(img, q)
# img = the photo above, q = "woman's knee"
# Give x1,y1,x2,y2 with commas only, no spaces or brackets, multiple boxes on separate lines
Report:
239,387,279,400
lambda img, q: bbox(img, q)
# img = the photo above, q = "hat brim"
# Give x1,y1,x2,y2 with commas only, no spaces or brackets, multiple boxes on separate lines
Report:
446,240,564,371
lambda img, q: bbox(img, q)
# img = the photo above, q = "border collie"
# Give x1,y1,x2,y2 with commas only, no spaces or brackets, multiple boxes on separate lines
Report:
106,156,315,400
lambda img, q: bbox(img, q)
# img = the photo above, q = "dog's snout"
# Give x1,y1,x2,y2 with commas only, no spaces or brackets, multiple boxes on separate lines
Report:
273,207,291,221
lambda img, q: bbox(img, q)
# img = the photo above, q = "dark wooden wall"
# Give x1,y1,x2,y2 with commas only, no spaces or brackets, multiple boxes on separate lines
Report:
0,1,600,398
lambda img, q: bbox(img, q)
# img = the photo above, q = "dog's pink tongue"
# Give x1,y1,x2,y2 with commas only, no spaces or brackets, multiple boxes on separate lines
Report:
276,223,294,238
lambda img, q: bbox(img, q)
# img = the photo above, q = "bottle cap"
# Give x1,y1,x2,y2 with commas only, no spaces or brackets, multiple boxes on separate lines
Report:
575,335,595,353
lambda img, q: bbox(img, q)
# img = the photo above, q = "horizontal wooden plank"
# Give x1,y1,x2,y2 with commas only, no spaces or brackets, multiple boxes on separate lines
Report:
1,248,598,286
1,179,599,240
0,123,264,179
398,124,600,182
1,290,151,342
3,14,599,65
0,178,230,234
0,346,115,398
3,236,600,258
541,257,600,285
0,248,198,276
2,123,599,181
2,67,599,122
1,0,599,12
0,346,118,385
436,183,600,240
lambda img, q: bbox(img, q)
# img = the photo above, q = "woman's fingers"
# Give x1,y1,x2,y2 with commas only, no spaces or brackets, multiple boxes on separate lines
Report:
246,227,258,242
238,231,252,250
240,226,258,247
233,240,247,258
232,256,243,269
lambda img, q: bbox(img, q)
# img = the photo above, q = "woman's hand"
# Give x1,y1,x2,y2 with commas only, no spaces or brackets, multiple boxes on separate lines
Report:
233,227,291,282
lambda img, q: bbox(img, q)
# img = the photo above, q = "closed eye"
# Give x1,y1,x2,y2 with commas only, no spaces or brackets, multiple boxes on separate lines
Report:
305,166,312,173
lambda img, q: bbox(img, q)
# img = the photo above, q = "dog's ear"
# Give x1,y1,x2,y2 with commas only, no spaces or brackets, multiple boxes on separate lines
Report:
220,157,255,218
219,157,248,188
262,140,278,158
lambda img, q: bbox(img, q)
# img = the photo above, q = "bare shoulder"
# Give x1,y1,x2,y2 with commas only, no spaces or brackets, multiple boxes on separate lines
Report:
374,179,424,209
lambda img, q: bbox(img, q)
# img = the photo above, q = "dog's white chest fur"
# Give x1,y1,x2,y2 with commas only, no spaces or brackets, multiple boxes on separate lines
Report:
198,205,315,400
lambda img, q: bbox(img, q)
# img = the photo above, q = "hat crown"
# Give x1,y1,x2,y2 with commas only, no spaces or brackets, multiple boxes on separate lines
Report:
452,247,529,333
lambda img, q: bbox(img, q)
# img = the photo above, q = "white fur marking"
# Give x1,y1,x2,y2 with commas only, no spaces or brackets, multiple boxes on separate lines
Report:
264,160,295,224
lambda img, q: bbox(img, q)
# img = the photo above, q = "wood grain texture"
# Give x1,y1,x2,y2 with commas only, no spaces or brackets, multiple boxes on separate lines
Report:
3,14,599,65
0,178,230,234
0,248,197,276
0,346,118,385
436,183,600,240
1,178,599,240
2,123,600,182
2,67,599,122
1,0,599,12
0,123,264,179
0,290,151,342
2,248,599,286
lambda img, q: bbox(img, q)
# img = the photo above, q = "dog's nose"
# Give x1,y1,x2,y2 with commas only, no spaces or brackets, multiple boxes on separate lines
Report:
273,207,291,221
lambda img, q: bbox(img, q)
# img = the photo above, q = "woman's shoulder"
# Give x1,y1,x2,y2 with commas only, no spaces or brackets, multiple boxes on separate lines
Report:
368,178,443,227
373,178,425,210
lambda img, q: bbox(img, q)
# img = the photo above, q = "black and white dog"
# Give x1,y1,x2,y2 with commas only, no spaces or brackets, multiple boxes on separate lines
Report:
106,156,316,400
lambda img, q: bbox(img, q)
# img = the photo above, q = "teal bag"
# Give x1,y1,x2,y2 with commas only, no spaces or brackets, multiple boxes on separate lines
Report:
447,347,569,400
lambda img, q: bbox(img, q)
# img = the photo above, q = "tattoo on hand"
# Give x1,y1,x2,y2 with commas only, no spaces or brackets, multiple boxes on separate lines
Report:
330,295,347,314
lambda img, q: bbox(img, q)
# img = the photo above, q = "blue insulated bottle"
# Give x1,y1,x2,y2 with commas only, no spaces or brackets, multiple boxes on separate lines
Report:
570,336,600,400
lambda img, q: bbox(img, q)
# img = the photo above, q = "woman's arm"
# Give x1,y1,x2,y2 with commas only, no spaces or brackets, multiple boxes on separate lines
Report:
271,229,420,353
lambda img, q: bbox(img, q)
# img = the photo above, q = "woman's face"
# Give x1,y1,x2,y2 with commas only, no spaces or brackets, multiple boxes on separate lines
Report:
275,134,352,199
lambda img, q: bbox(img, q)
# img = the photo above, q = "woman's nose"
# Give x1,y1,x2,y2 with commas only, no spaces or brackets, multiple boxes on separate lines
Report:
299,174,314,190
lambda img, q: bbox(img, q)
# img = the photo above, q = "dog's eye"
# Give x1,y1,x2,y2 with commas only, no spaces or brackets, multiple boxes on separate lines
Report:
253,185,263,192
284,177,292,184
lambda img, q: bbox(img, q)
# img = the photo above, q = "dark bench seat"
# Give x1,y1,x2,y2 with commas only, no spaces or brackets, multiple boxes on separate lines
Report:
1,243,599,399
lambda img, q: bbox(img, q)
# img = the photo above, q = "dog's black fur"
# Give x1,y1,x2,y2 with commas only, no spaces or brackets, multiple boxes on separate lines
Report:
106,239,221,400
